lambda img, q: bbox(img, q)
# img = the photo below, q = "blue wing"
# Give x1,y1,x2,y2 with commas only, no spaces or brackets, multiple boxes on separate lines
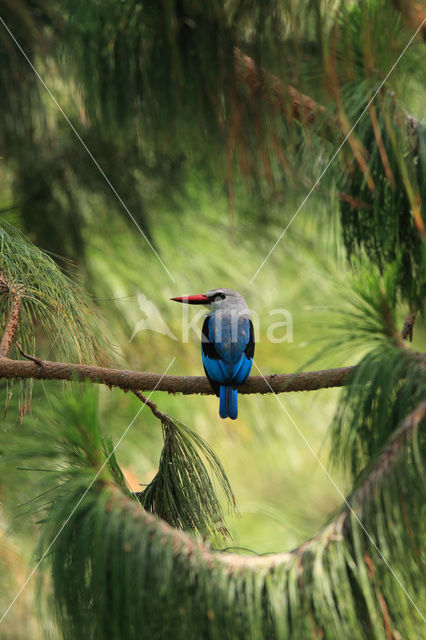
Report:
201,315,254,394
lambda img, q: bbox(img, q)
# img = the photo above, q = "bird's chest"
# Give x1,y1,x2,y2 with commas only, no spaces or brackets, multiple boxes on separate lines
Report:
210,313,248,363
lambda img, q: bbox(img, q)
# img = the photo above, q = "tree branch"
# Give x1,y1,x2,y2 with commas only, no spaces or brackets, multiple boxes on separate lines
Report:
234,47,335,135
234,46,420,138
16,341,43,366
391,0,426,41
0,357,355,395
0,283,22,358
133,389,171,423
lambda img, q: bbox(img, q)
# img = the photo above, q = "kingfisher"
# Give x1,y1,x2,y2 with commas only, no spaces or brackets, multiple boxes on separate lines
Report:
171,288,254,420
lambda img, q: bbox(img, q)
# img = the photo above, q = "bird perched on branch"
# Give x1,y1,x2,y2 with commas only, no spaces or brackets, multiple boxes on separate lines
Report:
171,289,254,419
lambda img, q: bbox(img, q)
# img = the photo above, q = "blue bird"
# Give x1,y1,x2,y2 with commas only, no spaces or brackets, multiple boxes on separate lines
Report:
171,288,254,419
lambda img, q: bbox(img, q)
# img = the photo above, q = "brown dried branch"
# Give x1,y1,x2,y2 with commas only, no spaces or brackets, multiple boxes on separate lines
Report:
234,46,421,150
233,47,334,134
327,24,375,191
0,284,23,358
368,101,395,189
0,357,354,395
391,1,426,41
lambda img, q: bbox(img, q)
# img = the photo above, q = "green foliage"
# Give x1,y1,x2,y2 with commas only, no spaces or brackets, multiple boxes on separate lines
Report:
327,263,426,476
1,282,424,639
2,0,424,278
0,222,107,362
0,1,52,150
321,272,426,631
332,260,401,347
61,0,286,138
137,415,237,544
338,101,425,307
332,346,425,478
2,387,236,542
322,2,426,306
21,400,424,640
9,124,180,261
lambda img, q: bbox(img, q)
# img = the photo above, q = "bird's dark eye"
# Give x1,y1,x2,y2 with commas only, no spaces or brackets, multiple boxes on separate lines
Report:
211,292,225,301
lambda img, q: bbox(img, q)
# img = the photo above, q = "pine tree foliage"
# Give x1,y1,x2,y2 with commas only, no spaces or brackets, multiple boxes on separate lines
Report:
6,0,424,303
4,376,423,639
0,3,171,261
338,95,425,306
328,264,426,475
332,345,425,479
0,0,52,149
2,0,424,271
326,256,426,482
136,414,237,544
0,223,107,362
11,127,156,262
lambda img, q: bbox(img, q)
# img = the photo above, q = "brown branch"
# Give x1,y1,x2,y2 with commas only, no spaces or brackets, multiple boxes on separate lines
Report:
133,389,170,423
367,101,395,189
1,350,425,396
234,47,335,135
391,1,426,41
15,341,43,366
0,285,22,358
234,46,421,141
0,357,355,395
401,309,418,342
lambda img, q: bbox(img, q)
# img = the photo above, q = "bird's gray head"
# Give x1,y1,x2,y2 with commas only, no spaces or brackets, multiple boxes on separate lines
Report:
204,288,248,312
171,288,249,313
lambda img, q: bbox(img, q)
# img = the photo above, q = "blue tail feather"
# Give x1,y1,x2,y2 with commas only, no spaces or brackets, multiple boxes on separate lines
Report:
228,387,238,419
219,386,227,418
219,386,238,420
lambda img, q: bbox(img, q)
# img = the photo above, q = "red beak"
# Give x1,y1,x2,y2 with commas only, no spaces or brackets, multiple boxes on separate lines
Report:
170,294,209,304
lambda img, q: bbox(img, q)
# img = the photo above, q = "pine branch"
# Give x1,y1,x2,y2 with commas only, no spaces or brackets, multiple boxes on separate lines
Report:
133,405,237,542
2,350,425,397
133,390,169,422
0,276,22,358
0,290,21,358
233,47,335,135
350,400,426,507
12,356,424,638
0,357,356,395
108,399,426,571
0,225,108,364
391,0,426,41
15,341,43,366
26,397,426,638
233,47,421,139
132,389,237,541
